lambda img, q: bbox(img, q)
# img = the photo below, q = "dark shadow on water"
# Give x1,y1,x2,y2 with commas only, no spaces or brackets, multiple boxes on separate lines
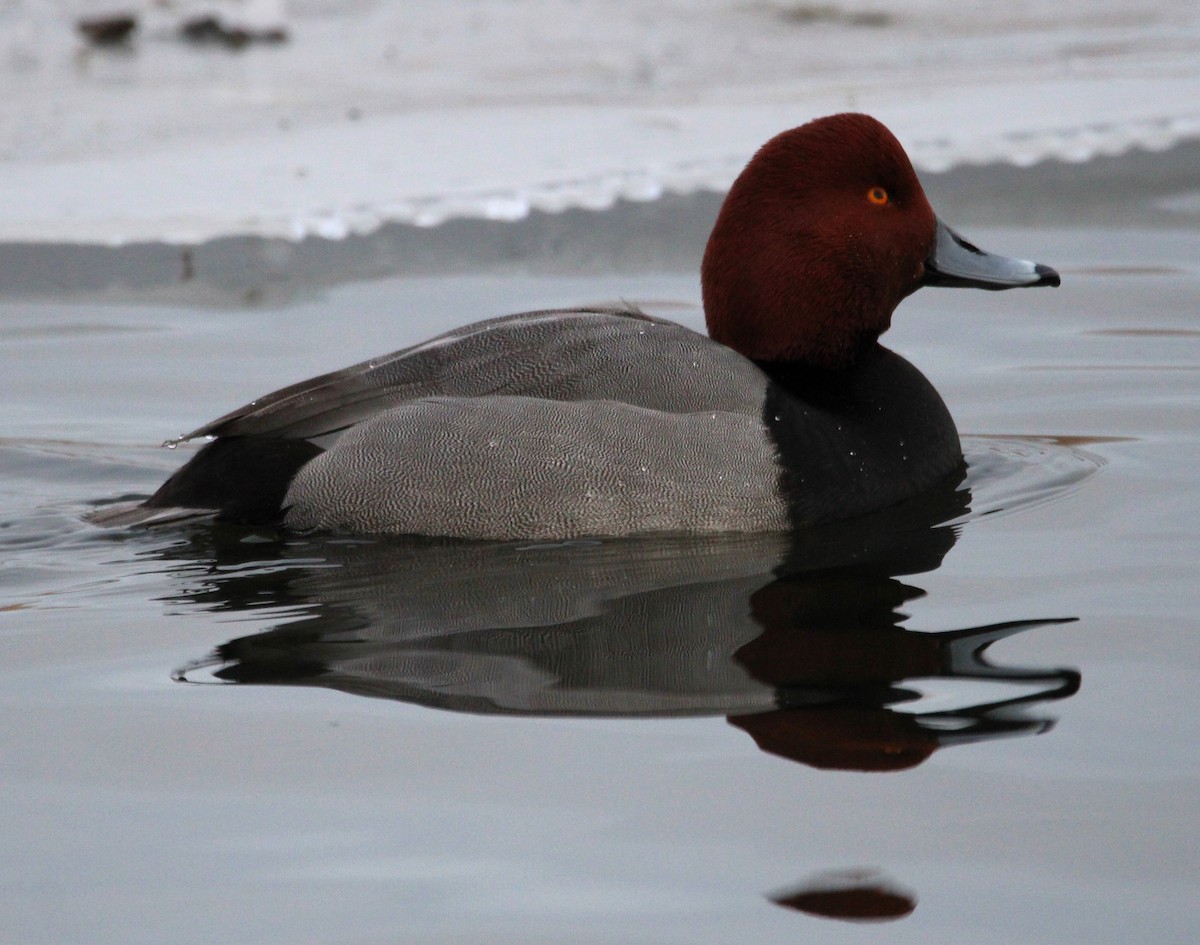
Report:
153,474,1079,776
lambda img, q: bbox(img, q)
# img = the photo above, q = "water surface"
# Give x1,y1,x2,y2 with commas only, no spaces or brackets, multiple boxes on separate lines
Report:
1,226,1198,945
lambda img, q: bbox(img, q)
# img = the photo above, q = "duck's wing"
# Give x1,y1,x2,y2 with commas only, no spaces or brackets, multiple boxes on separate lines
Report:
178,307,769,442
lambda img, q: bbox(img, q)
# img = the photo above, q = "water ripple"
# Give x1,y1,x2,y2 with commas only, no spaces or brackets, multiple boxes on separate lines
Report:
962,434,1110,519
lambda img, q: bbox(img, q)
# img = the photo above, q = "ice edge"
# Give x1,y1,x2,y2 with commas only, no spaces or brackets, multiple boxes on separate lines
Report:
226,117,1200,245
17,116,1200,247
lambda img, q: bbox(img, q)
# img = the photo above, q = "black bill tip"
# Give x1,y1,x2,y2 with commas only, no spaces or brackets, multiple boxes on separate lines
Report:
1034,263,1061,288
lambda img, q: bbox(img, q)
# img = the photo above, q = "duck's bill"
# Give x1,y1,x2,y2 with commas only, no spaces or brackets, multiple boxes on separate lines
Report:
923,220,1060,290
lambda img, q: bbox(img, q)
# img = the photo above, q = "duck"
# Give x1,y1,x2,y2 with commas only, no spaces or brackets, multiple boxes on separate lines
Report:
122,113,1059,539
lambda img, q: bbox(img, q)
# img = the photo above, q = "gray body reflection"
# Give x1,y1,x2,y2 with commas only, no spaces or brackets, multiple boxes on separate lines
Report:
168,479,1079,772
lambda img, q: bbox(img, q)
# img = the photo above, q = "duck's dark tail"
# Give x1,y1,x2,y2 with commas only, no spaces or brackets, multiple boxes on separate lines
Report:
92,436,324,528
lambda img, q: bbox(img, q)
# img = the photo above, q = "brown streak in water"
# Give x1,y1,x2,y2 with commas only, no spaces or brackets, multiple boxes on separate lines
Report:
1070,266,1185,276
969,433,1133,447
1021,364,1200,372
770,870,917,922
1086,328,1200,337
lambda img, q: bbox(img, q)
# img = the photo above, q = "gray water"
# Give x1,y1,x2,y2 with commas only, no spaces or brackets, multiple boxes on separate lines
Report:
2,167,1199,943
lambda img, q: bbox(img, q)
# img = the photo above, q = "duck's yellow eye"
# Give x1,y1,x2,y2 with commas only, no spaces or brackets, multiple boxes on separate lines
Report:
868,186,889,206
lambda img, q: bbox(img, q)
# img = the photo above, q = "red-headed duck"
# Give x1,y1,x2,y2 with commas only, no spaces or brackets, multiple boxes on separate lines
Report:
125,113,1059,539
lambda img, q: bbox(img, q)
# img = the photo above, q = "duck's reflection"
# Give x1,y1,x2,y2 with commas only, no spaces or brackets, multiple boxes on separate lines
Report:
160,477,1079,774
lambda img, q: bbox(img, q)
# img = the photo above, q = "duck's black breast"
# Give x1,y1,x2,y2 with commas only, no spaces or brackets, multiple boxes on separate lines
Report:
757,346,964,528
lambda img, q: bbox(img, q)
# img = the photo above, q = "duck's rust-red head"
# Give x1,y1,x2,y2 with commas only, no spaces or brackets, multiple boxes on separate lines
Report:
701,113,1059,369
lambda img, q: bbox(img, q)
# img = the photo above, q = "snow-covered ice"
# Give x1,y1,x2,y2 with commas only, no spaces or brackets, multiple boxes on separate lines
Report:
2,0,1199,243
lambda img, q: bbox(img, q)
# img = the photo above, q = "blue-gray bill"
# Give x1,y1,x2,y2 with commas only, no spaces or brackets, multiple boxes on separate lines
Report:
923,219,1061,290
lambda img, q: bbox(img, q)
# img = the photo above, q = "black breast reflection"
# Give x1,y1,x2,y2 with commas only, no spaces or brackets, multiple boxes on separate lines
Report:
163,477,1079,773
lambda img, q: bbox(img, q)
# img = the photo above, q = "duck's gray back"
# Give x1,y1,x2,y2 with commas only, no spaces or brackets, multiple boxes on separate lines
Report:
187,308,769,441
